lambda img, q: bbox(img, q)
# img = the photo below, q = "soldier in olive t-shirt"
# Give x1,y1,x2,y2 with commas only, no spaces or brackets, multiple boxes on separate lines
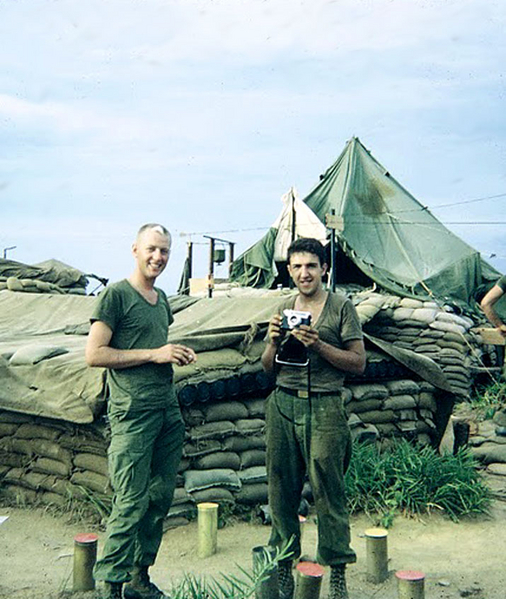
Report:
86,225,196,599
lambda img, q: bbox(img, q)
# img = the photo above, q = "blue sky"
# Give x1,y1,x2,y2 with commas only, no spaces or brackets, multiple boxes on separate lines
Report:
1,0,505,293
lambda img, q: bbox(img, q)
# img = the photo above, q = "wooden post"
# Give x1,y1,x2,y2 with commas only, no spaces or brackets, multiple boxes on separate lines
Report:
365,527,389,583
395,570,425,599
294,562,325,599
73,533,98,591
197,502,218,558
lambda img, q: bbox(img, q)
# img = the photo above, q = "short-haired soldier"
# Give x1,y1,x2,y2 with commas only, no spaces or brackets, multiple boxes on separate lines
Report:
86,224,197,599
261,237,366,599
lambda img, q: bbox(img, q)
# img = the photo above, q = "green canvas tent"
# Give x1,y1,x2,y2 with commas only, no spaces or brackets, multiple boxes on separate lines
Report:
231,137,502,308
303,137,502,303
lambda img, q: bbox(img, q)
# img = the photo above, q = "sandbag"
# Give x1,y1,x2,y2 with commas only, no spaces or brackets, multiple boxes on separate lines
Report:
239,466,267,484
235,419,265,436
32,457,71,478
346,399,383,415
235,482,268,505
191,487,235,505
71,470,110,495
240,449,266,468
190,421,237,441
386,380,420,396
73,453,109,476
194,451,241,471
15,424,62,441
183,468,242,493
223,435,265,452
184,440,222,458
9,344,69,365
349,384,389,401
383,395,417,411
203,401,249,422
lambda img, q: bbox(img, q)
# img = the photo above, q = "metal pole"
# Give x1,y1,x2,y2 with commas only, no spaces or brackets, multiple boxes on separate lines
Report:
228,242,235,277
187,242,193,280
208,238,215,298
330,209,337,292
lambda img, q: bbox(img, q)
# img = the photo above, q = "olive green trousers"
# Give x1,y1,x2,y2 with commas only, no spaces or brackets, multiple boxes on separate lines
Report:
266,388,356,566
94,407,185,583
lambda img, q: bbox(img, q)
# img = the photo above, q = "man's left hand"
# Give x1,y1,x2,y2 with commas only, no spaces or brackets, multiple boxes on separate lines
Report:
291,324,320,348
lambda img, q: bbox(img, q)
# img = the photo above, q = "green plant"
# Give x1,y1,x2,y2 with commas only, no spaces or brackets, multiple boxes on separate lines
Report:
345,439,491,526
471,380,506,419
168,544,291,599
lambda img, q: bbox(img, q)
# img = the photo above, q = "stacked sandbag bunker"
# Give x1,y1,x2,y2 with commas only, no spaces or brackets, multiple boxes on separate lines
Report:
0,288,497,524
355,293,495,398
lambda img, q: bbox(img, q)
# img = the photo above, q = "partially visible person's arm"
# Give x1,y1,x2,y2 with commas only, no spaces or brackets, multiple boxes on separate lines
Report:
85,320,197,368
481,285,506,337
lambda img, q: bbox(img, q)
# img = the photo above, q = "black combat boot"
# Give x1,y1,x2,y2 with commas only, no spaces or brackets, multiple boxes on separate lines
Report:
329,564,349,599
123,566,167,599
278,560,294,599
102,582,123,599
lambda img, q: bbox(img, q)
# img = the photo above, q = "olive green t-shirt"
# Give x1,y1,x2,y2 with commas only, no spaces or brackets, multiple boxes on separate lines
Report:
91,279,177,414
276,292,363,393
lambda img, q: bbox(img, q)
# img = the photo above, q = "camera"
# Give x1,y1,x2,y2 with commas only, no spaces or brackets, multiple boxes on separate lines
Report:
281,309,312,330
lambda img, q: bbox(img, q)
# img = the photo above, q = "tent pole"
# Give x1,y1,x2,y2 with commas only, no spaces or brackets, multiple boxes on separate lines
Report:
330,209,337,292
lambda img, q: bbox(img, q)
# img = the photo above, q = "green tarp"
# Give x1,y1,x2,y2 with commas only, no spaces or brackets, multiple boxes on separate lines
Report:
230,137,502,308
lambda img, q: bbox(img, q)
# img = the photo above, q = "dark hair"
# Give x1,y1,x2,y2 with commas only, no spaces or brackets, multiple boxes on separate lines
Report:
287,237,327,266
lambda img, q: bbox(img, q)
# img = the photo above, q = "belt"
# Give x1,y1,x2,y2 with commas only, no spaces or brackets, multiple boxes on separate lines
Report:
277,386,338,399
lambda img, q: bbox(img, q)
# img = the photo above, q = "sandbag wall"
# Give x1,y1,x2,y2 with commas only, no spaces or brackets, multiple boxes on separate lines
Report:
0,372,441,524
359,295,492,398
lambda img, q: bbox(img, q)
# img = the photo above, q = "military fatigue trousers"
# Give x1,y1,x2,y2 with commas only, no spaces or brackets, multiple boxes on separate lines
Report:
266,388,356,566
94,406,185,583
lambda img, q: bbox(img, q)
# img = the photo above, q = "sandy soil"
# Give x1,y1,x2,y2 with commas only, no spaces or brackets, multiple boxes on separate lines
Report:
1,496,506,599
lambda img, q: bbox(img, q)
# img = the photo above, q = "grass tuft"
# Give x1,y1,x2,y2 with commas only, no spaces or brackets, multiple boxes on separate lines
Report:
345,439,491,526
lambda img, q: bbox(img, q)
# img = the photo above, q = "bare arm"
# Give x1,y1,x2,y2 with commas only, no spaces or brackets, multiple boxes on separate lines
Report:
291,325,366,375
261,314,282,373
85,320,197,368
480,285,506,336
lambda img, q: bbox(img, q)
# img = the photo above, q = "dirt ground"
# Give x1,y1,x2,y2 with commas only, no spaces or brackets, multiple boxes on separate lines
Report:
2,496,506,599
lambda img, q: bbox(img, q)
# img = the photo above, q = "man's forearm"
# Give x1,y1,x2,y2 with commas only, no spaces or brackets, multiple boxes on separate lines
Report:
482,305,505,329
261,342,277,373
313,339,366,375
86,346,155,369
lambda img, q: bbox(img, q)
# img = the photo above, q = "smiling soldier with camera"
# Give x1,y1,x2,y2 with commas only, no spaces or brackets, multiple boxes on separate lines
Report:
261,237,366,599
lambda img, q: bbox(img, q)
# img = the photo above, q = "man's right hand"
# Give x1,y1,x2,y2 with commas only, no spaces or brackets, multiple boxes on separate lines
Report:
498,325,506,338
152,344,197,366
267,314,283,346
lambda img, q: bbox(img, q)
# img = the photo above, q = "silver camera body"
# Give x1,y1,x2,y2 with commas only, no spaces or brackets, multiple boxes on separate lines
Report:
281,309,312,330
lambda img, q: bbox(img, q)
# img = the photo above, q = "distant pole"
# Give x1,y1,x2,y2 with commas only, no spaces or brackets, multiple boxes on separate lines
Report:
208,238,215,298
330,209,337,292
228,242,235,277
2,246,16,259
187,242,193,280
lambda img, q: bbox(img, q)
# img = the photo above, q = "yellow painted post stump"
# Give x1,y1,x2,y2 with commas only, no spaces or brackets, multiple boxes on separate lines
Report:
365,527,389,583
197,502,218,558
73,533,98,591
294,561,325,599
395,570,425,599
